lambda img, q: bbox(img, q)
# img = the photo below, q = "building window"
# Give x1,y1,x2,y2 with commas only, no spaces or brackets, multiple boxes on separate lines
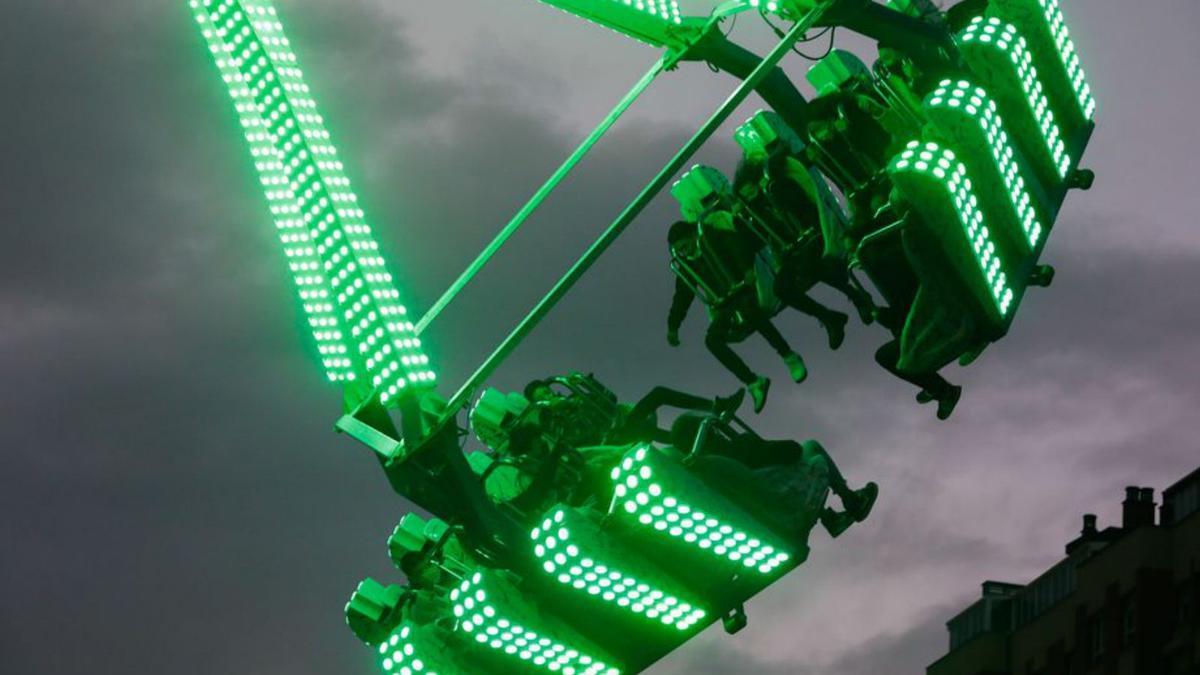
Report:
1121,601,1137,648
1088,612,1107,664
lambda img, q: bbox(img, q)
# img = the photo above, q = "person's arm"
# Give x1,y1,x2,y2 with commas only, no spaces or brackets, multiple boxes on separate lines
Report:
667,275,695,345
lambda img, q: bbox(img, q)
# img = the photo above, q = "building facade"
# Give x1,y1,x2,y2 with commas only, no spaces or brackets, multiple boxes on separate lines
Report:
928,467,1200,675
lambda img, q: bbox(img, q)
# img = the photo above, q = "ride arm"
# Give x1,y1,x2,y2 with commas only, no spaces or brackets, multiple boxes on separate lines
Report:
681,26,813,134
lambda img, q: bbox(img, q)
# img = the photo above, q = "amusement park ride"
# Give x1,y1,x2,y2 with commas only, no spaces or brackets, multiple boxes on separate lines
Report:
182,0,1097,672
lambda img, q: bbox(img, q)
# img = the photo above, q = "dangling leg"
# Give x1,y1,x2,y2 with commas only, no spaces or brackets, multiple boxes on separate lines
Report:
775,269,849,351
625,386,744,443
820,259,877,325
706,312,771,413
875,339,962,420
749,309,809,384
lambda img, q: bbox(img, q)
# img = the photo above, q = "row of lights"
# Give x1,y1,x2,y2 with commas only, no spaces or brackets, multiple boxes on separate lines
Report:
926,80,1045,250
959,17,1071,179
189,0,436,397
891,141,1014,317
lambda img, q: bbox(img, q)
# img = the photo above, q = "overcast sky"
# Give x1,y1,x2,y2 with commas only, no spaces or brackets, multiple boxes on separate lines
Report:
2,1,1199,673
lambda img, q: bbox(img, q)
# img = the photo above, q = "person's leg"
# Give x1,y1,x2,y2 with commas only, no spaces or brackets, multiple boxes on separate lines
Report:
629,387,714,421
819,260,877,325
875,339,954,395
755,315,809,384
623,386,739,443
799,439,878,537
774,270,849,350
705,314,759,386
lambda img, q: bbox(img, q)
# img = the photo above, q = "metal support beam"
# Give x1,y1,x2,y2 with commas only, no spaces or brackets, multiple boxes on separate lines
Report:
415,54,672,335
440,10,826,424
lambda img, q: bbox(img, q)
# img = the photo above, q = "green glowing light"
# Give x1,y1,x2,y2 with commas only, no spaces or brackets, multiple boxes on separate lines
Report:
992,0,1096,122
376,624,444,675
747,0,815,20
532,507,708,631
536,0,690,47
889,141,1014,317
188,0,434,402
925,80,1044,250
451,571,621,675
959,17,1071,180
609,446,791,575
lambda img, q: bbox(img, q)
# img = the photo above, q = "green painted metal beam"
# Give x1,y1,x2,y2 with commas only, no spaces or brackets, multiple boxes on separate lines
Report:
415,54,671,335
439,7,829,428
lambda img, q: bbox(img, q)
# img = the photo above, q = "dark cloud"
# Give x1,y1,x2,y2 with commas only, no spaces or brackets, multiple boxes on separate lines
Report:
2,1,1198,675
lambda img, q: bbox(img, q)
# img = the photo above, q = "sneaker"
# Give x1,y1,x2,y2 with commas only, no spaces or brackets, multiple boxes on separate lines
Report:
748,377,771,413
823,312,849,350
714,389,746,420
783,353,808,383
852,290,876,326
936,385,963,420
821,509,855,538
844,482,879,523
915,389,935,405
958,343,988,367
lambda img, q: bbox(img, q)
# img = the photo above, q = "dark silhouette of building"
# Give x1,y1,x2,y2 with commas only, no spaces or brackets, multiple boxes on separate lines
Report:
927,466,1200,675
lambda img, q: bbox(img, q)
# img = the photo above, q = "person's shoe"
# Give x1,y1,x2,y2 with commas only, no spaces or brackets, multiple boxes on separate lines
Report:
714,389,746,420
915,389,935,405
748,377,771,414
821,509,855,538
852,291,876,326
843,482,879,523
823,312,849,350
958,343,988,367
936,385,963,420
783,353,808,383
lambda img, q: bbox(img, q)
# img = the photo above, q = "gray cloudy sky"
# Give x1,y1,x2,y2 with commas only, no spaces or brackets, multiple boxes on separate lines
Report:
2,1,1198,673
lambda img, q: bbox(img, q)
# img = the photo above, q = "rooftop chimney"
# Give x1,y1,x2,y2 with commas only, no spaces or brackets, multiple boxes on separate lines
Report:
1122,486,1156,530
1081,514,1098,536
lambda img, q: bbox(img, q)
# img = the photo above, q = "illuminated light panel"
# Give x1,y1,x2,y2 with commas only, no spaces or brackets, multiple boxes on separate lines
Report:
451,571,620,675
992,0,1096,121
890,141,1015,317
609,446,792,574
188,0,435,402
1037,0,1095,119
536,0,686,47
959,17,1071,179
376,624,444,675
926,80,1045,250
531,508,708,631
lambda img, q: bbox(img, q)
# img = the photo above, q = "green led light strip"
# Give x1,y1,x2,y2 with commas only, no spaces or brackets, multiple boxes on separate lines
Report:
451,572,620,675
376,624,443,675
890,141,1014,316
1035,0,1096,120
536,0,686,47
926,80,1044,250
610,446,791,574
189,0,434,402
532,508,708,631
959,17,1070,179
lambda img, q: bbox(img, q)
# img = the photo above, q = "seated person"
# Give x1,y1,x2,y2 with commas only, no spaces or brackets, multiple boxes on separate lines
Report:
470,377,745,510
733,111,877,327
670,413,878,550
869,187,970,421
804,50,912,236
667,169,809,412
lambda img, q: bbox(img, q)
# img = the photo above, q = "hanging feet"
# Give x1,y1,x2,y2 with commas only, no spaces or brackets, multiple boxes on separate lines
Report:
822,311,849,351
713,388,746,420
917,385,962,420
783,353,808,384
748,376,771,414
